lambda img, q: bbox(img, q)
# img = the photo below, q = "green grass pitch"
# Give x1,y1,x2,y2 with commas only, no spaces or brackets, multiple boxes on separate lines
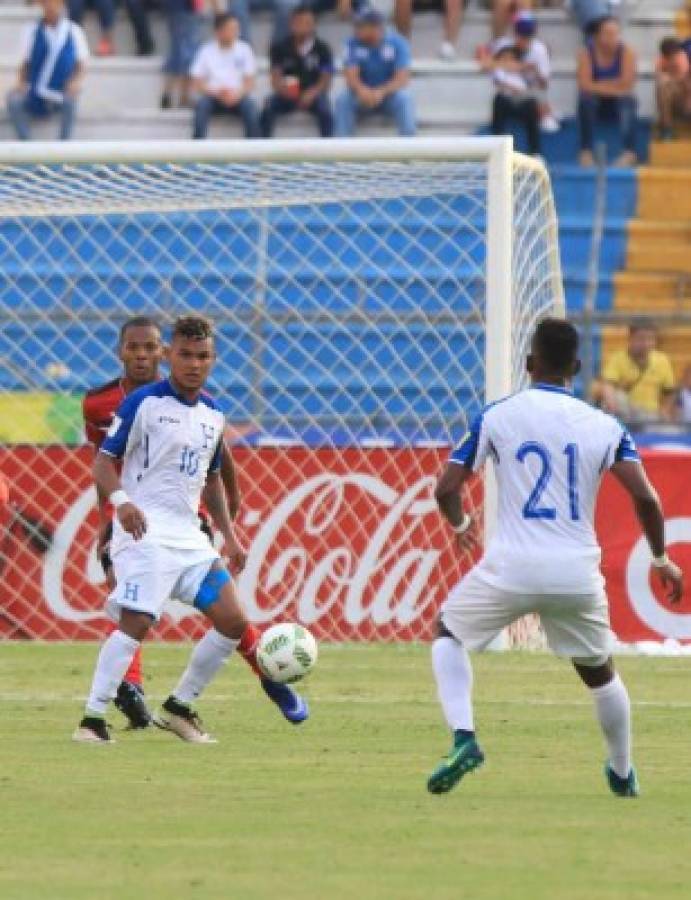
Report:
1,643,690,900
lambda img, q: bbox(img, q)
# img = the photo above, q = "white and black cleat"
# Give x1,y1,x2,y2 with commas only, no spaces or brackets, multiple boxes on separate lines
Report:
153,696,217,744
72,716,115,744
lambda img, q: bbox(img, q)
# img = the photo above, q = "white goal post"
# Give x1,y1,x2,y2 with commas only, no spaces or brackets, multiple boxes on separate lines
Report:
0,137,564,645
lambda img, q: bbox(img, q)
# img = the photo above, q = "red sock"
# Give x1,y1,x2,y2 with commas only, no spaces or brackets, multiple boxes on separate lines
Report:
238,624,262,677
123,646,143,687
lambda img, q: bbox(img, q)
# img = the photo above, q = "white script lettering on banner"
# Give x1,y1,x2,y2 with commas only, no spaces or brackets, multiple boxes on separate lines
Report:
626,517,691,639
42,473,444,628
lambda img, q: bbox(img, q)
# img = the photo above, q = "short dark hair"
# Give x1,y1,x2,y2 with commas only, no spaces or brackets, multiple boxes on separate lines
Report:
591,14,618,36
171,314,215,342
119,316,160,345
214,12,236,30
291,4,314,16
629,317,656,336
659,37,682,57
532,318,579,373
494,44,522,61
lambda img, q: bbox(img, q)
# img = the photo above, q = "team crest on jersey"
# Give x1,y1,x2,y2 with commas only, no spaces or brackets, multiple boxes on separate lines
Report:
200,423,215,449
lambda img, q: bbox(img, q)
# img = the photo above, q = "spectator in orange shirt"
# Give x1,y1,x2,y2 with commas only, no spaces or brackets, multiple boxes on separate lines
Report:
655,37,691,140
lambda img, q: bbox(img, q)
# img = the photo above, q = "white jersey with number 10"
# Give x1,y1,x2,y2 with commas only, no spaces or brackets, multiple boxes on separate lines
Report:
450,383,640,595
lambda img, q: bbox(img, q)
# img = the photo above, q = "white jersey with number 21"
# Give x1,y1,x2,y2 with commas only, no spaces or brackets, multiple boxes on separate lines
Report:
450,383,640,595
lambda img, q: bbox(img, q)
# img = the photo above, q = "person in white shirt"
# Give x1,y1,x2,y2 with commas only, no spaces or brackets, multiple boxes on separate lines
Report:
6,0,89,140
191,12,260,139
427,318,683,798
512,12,559,131
488,44,541,156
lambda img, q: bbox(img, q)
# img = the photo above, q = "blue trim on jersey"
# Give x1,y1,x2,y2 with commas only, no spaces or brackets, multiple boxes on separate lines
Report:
614,428,640,463
449,412,483,468
209,439,222,473
531,382,573,396
166,378,221,410
194,566,230,611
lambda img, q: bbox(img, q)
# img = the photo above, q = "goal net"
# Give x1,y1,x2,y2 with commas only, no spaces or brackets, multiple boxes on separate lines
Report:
0,139,563,645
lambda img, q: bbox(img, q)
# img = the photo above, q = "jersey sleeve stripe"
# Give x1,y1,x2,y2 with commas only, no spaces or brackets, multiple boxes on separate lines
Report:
614,429,641,464
449,413,483,468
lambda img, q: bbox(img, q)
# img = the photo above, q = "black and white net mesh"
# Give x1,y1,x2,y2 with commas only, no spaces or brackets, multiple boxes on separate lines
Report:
0,146,562,644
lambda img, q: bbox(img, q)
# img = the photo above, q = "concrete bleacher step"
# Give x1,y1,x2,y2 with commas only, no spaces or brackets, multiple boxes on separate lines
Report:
626,241,691,272
612,270,691,314
649,139,691,167
637,168,691,220
628,220,691,242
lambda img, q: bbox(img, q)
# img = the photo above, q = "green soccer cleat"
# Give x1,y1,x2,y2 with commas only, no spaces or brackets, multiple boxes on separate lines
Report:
605,763,640,798
427,736,485,795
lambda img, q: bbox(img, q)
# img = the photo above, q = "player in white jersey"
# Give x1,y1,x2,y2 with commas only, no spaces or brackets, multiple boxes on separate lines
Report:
73,315,308,744
427,318,683,797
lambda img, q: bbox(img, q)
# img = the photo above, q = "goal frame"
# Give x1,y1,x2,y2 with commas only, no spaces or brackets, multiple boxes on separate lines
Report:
0,136,564,538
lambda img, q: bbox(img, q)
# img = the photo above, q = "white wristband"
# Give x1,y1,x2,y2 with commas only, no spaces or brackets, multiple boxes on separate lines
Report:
452,514,472,535
652,553,670,569
109,489,130,509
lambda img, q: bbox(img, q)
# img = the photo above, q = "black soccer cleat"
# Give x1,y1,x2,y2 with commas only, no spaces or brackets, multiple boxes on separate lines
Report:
72,716,114,744
153,696,217,743
114,681,153,729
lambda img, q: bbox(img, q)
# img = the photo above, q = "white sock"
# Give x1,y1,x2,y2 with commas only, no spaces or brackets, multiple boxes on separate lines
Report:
172,629,238,704
85,630,140,717
431,636,474,732
590,673,632,778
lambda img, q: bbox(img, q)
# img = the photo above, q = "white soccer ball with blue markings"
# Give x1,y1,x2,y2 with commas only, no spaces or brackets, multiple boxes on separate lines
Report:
256,623,318,684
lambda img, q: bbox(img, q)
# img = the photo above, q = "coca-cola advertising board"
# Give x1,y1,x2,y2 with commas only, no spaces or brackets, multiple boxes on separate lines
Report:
0,447,689,643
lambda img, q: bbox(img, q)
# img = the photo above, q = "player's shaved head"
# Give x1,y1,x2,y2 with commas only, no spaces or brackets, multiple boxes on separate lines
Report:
528,318,580,380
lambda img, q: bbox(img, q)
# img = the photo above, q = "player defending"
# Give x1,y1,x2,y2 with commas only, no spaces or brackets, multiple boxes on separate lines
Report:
74,315,307,744
82,316,241,730
428,318,683,797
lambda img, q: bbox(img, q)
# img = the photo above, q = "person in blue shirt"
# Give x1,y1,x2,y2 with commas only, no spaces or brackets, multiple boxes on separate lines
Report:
334,8,416,137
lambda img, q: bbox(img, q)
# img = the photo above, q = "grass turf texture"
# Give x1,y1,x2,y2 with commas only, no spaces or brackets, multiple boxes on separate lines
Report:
1,644,690,900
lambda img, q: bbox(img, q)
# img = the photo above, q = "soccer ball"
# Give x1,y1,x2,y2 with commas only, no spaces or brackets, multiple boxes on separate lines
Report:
256,623,318,684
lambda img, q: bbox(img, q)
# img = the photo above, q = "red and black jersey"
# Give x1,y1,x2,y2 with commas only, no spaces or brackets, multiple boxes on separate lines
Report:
82,377,126,449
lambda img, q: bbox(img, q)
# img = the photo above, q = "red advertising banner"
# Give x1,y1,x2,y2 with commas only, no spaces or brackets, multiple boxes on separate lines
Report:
0,447,689,644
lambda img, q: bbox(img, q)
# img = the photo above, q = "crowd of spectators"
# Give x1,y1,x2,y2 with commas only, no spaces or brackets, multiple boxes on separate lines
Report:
5,0,691,153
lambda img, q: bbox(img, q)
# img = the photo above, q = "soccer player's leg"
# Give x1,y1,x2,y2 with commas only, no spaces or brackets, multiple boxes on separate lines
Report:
156,561,308,743
100,539,152,729
74,544,169,743
539,594,638,797
427,569,517,795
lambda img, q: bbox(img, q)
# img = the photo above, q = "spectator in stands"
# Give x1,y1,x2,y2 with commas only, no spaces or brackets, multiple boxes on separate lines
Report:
260,6,333,137
124,0,156,56
577,16,637,167
478,12,558,132
161,0,205,109
7,0,89,141
191,13,260,138
393,0,464,61
67,0,115,56
676,364,691,424
228,0,300,46
491,0,532,40
655,37,691,141
487,45,541,156
334,8,416,137
569,0,618,37
596,320,676,422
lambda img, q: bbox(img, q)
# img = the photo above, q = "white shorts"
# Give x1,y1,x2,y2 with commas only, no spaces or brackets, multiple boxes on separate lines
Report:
107,543,221,621
441,565,614,661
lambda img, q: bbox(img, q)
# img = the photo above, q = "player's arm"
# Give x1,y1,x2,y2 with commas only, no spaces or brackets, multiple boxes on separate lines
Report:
201,471,246,574
435,462,478,552
93,451,147,541
610,460,683,603
219,441,240,520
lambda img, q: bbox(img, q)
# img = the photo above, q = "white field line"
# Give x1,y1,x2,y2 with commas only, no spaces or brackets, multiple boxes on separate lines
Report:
0,692,690,709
